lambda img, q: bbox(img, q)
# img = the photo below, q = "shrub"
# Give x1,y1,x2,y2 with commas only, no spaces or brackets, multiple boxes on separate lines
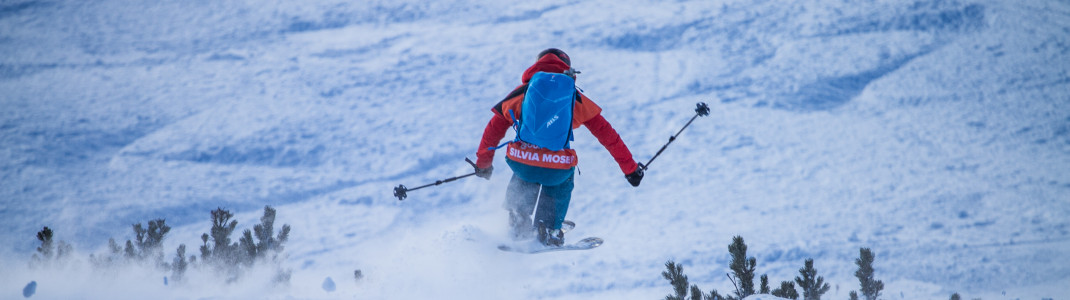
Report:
853,248,884,300
795,259,830,300
771,281,799,300
198,206,292,284
30,227,72,269
661,261,727,300
727,236,758,298
660,237,885,300
50,206,293,286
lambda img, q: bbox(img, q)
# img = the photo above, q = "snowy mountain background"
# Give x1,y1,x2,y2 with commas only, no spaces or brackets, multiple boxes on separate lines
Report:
1,0,1068,299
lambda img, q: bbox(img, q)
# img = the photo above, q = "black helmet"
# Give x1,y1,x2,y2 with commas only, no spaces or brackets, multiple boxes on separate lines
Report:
537,48,571,66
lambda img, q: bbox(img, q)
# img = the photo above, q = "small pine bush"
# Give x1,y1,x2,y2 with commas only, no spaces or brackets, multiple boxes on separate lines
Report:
727,236,758,299
662,261,689,300
198,206,292,284
771,281,799,300
30,227,71,269
661,236,778,300
171,245,189,282
129,219,171,267
200,208,241,270
795,259,830,300
89,238,124,269
89,219,175,274
661,238,889,300
854,248,884,300
660,261,727,300
46,206,293,286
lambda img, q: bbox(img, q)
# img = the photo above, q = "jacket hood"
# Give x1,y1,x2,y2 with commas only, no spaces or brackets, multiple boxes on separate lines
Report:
521,54,571,83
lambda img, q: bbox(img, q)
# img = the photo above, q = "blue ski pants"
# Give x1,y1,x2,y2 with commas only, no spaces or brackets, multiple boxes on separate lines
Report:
504,158,574,230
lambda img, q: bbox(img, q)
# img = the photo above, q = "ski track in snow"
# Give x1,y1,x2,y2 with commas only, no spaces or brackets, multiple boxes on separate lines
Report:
1,0,1069,299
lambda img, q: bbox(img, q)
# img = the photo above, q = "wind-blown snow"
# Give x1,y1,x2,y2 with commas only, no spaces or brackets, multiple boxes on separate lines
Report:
1,0,1068,299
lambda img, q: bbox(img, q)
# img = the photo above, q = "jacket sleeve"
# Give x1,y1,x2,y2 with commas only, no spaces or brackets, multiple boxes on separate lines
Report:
475,113,512,169
584,114,639,174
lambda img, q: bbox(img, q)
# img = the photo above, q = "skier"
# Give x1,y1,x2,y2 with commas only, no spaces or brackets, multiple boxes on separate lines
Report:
473,48,644,247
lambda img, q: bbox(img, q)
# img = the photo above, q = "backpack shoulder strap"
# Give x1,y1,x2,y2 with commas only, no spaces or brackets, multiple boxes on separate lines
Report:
492,84,529,117
487,109,522,151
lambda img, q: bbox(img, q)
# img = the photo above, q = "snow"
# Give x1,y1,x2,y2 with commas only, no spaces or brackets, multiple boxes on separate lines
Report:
1,0,1068,299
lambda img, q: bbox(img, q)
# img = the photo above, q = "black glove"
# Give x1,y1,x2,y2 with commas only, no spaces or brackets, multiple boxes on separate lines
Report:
625,164,644,187
475,165,493,180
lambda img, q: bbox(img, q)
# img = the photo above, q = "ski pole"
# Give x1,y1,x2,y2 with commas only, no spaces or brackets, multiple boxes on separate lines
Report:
393,158,479,201
642,102,711,170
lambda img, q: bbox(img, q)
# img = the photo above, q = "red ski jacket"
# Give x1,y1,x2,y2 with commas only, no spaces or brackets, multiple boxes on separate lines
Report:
476,54,639,175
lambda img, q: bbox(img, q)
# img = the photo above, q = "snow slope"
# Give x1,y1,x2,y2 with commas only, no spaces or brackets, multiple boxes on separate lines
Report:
1,0,1068,299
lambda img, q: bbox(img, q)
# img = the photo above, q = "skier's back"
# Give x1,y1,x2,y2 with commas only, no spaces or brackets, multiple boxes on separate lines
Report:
473,48,644,246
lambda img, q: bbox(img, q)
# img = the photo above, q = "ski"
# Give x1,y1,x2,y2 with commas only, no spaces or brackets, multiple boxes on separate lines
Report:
498,237,603,254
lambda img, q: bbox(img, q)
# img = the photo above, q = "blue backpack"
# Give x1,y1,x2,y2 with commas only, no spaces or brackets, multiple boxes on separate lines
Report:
513,71,576,151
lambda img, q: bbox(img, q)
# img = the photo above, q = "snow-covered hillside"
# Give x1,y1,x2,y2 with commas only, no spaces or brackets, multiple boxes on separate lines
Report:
1,0,1068,299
